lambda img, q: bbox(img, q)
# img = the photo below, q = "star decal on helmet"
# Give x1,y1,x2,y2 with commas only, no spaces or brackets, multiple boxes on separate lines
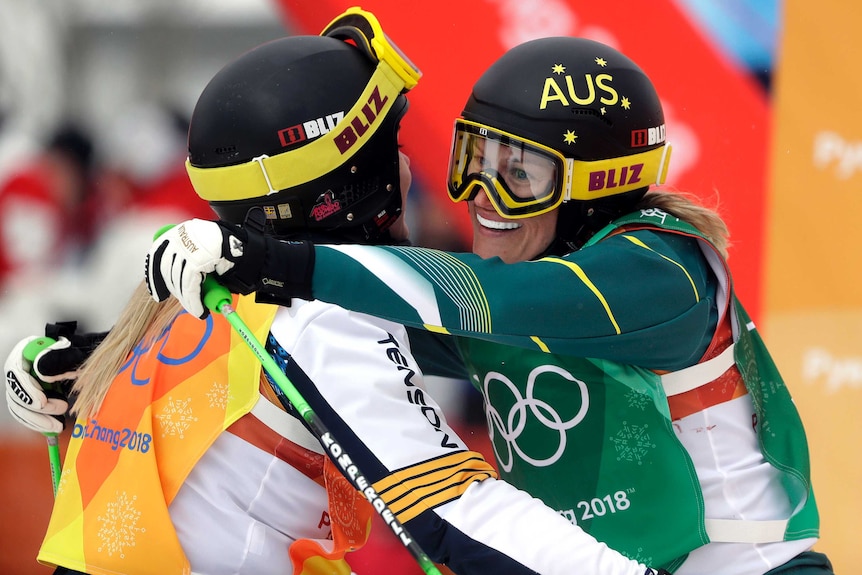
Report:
563,130,577,144
595,57,607,67
552,64,566,75
621,97,631,110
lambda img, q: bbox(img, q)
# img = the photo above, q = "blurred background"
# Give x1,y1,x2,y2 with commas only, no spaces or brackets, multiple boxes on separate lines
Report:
1,0,859,573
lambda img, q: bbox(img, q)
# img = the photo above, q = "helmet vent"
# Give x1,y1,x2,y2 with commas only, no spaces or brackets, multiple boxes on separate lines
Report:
569,107,612,126
214,145,238,157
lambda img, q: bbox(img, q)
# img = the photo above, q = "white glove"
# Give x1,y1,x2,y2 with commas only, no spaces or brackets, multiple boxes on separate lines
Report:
144,219,242,319
5,336,70,434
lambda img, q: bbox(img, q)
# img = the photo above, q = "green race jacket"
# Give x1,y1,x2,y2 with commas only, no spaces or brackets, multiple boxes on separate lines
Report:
304,208,819,570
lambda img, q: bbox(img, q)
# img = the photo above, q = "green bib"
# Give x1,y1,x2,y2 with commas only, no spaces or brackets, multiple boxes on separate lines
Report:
455,209,819,570
457,340,703,569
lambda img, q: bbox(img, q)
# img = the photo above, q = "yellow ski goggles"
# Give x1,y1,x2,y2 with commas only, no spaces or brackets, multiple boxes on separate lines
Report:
320,6,421,91
447,119,672,219
187,7,421,203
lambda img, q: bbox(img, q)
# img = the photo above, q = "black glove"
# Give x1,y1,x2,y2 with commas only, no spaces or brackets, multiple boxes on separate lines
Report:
144,208,316,318
40,322,107,387
219,208,316,306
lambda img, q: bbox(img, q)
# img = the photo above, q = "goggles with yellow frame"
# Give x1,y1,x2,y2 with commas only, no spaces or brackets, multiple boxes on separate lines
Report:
320,6,421,91
187,6,421,203
447,119,672,219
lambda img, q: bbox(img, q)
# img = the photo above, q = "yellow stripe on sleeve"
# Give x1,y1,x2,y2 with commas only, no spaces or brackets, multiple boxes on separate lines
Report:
530,336,550,353
620,235,700,302
538,257,621,334
372,451,497,524
424,324,452,335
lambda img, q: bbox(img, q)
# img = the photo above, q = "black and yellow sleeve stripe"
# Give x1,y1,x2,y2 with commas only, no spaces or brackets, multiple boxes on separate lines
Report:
373,451,497,523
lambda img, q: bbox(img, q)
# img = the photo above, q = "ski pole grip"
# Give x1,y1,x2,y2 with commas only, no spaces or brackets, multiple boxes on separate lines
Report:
153,223,175,240
203,276,232,312
22,337,65,397
23,337,57,374
153,224,232,313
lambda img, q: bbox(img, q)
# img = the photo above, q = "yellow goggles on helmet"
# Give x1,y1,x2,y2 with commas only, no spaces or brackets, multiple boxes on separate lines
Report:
321,6,421,91
187,7,421,203
447,119,672,219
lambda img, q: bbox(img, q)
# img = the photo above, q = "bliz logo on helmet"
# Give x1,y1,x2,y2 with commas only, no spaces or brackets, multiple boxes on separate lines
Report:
540,72,619,110
278,112,345,147
310,191,343,221
631,124,666,148
589,163,644,191
333,85,389,154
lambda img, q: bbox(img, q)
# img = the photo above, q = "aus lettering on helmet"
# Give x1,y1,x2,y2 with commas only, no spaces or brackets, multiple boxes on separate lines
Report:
446,37,672,249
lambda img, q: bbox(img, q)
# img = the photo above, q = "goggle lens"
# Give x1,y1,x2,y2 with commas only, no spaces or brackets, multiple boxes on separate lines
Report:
448,120,566,218
447,119,673,218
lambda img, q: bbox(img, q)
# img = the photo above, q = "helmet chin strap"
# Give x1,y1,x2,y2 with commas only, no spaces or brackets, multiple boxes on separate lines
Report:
271,221,396,246
532,236,573,260
552,187,650,251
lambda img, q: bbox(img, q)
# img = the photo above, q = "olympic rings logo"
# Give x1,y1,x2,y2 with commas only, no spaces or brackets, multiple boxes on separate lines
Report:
483,365,589,472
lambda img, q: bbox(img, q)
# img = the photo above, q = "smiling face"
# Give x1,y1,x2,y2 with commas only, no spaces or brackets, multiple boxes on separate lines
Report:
468,191,559,263
464,138,560,263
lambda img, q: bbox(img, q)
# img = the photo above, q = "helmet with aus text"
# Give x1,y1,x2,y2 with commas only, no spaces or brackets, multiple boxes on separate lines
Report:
447,36,671,245
185,7,421,243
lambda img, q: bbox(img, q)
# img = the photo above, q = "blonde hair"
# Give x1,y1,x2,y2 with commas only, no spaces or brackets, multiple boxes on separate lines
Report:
638,189,730,259
72,282,183,419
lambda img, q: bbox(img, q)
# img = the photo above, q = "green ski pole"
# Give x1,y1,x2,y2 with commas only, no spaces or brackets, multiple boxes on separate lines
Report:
22,336,62,496
153,221,443,575
199,275,444,575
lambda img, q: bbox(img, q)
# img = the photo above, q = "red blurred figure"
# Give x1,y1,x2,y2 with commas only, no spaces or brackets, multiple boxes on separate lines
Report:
0,123,95,289
90,102,214,229
59,102,215,332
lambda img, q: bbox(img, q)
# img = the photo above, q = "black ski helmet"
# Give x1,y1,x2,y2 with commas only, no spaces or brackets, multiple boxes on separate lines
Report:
186,22,417,242
450,36,671,245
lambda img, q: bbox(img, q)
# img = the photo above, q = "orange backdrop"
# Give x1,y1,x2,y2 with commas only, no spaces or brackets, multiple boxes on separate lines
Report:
764,1,862,571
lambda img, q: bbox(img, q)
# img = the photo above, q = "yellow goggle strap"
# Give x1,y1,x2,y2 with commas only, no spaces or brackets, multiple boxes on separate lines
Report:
187,62,407,203
451,146,672,217
321,6,421,90
566,144,672,201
